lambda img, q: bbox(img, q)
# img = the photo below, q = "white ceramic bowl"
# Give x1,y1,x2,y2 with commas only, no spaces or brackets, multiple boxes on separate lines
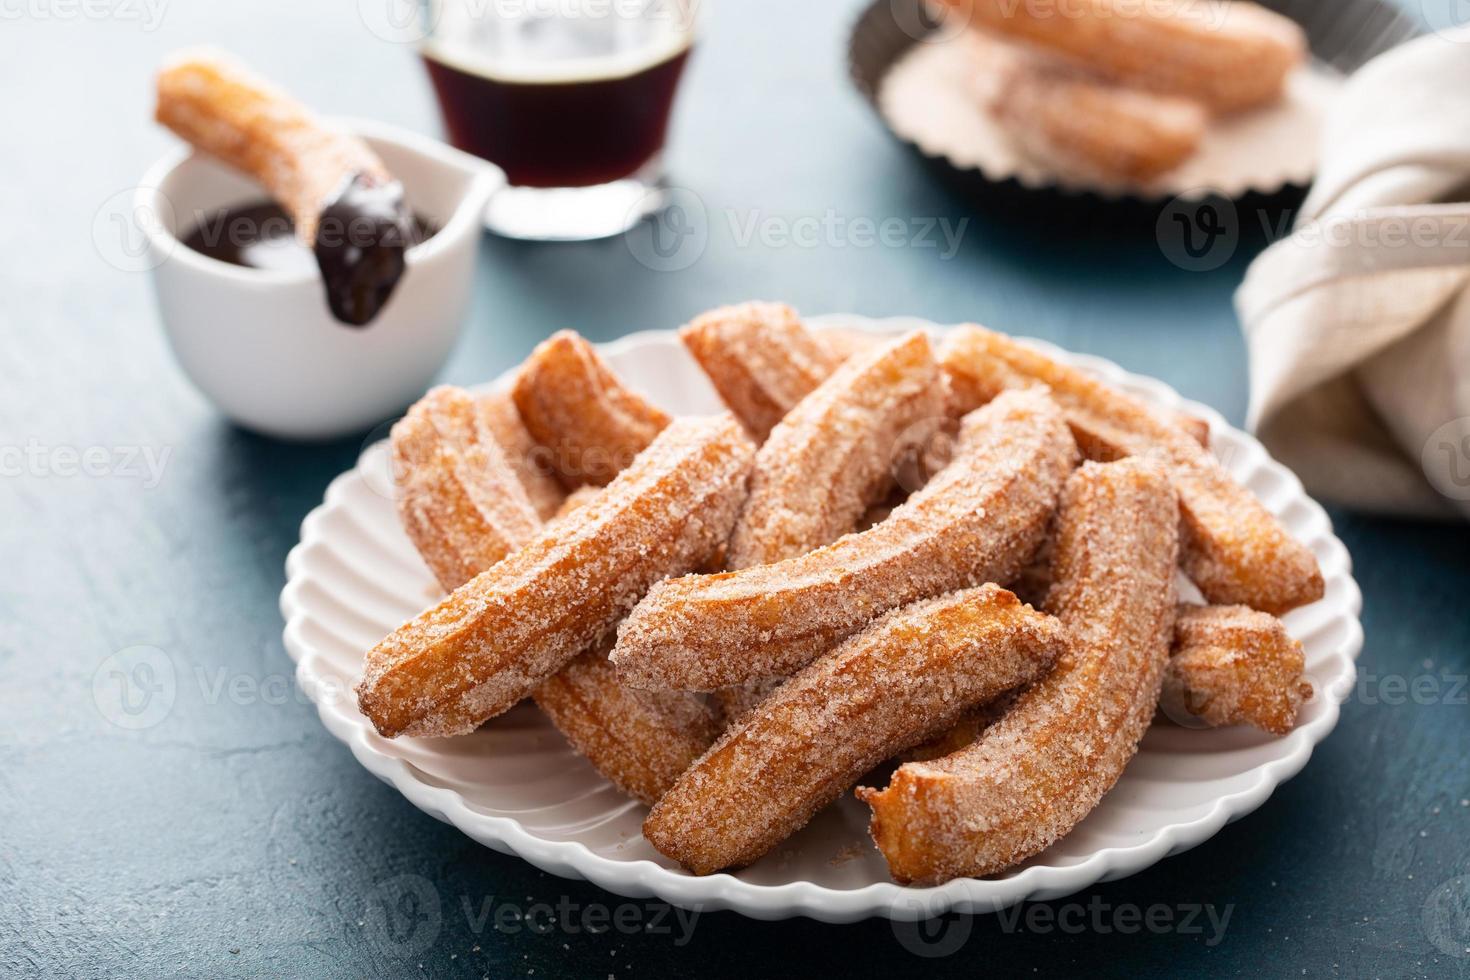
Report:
137,120,501,440
279,316,1362,922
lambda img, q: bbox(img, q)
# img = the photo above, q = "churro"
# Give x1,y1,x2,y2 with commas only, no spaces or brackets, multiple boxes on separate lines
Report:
942,0,1306,114
357,414,755,738
1163,604,1311,735
155,49,416,325
860,458,1179,883
533,643,721,806
711,677,785,728
512,331,672,488
725,331,946,569
992,52,1207,183
551,485,603,523
644,585,1066,874
679,302,841,439
611,388,1077,691
940,326,1323,614
477,392,566,520
817,326,881,362
390,386,541,592
393,397,718,795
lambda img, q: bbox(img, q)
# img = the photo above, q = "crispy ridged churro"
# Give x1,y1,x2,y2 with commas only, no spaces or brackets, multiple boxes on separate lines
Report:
725,331,946,570
155,49,416,325
1163,604,1311,735
940,326,1323,614
944,0,1305,114
860,458,1179,883
512,331,672,488
993,57,1207,183
644,585,1066,874
392,393,717,797
391,386,541,592
357,415,755,738
611,388,1078,691
533,643,721,806
477,392,566,520
680,302,841,439
817,326,881,362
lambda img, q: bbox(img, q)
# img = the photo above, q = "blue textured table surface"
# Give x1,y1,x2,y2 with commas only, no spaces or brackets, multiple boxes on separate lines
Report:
3,1,1468,976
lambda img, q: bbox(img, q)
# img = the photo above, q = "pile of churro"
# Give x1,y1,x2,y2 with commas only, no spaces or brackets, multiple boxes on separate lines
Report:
937,0,1308,183
357,302,1322,883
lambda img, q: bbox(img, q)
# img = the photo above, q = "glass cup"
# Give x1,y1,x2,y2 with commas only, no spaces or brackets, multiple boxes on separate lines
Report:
420,0,698,241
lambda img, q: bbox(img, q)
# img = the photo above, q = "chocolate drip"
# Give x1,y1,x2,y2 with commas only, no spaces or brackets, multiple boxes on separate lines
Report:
313,172,415,327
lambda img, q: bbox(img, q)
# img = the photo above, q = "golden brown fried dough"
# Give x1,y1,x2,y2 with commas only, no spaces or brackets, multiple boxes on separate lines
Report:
477,391,566,520
358,415,754,738
645,585,1066,874
940,325,1322,614
512,330,671,488
391,386,542,592
611,388,1078,691
726,330,946,569
993,52,1207,182
861,458,1179,883
679,302,841,439
1163,604,1311,735
533,643,721,805
941,0,1305,113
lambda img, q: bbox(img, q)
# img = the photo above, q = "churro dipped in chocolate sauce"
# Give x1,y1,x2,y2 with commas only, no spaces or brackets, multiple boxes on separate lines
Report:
155,49,417,326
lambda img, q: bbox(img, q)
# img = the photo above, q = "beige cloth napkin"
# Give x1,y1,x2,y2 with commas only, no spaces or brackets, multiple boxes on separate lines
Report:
1234,27,1470,520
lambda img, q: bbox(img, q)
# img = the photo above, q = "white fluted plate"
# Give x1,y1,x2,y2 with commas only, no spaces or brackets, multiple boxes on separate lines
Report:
279,315,1361,922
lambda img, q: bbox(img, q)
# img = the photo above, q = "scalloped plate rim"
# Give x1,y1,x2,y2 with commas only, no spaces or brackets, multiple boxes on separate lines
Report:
279,314,1362,923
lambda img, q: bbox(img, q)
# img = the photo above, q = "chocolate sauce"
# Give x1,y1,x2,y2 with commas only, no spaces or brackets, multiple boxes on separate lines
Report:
181,182,435,328
423,46,691,188
313,173,415,326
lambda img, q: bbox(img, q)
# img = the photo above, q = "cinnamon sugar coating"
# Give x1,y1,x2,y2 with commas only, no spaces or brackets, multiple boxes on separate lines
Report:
679,302,841,439
644,585,1066,874
936,0,1305,114
711,677,786,729
533,642,721,806
477,392,566,520
610,388,1078,691
512,331,671,488
726,331,946,570
395,391,716,793
940,325,1322,614
860,458,1179,884
1164,604,1311,735
357,415,755,738
390,387,542,593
